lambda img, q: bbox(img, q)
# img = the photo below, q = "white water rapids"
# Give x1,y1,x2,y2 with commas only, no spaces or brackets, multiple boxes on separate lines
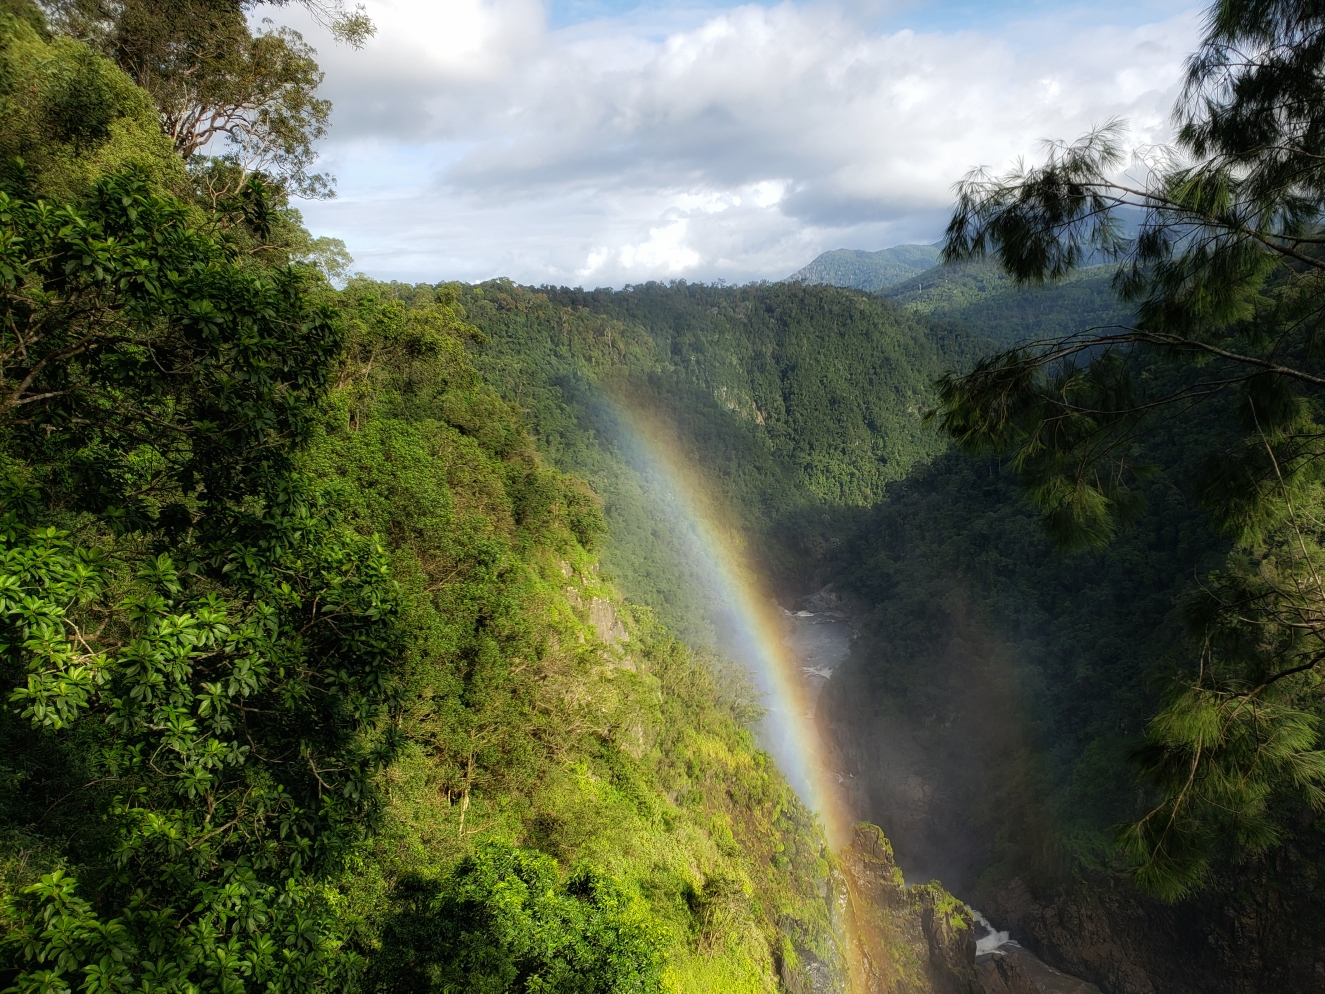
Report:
965,908,1102,993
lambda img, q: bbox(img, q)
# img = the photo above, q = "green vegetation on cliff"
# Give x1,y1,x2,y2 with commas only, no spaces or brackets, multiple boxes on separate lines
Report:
0,169,399,994
420,279,981,640
0,10,848,994
309,281,844,994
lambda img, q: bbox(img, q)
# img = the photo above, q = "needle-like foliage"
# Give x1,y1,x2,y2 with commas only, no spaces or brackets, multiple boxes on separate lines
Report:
936,0,1325,898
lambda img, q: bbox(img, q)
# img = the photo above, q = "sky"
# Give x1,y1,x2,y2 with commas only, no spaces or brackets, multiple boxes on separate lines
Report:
276,0,1204,287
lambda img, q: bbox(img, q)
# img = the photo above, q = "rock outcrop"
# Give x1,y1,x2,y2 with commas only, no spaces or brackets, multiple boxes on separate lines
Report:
975,950,1037,994
837,823,983,994
985,856,1325,994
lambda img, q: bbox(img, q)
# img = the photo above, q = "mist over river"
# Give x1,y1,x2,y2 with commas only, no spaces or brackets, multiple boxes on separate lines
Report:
777,593,1100,994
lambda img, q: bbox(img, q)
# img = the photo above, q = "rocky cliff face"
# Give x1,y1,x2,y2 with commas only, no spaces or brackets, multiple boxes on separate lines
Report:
986,858,1325,994
973,952,1037,994
824,679,1325,994
836,824,988,994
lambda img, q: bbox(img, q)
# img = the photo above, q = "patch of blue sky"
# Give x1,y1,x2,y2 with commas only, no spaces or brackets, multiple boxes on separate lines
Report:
546,0,725,35
319,141,477,201
875,0,1197,33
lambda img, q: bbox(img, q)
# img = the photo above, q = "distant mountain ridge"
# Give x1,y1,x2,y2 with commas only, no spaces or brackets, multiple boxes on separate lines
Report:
789,246,1131,348
789,243,942,292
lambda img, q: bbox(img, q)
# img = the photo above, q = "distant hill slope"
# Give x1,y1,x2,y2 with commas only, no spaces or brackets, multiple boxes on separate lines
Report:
789,244,941,292
419,279,985,642
788,246,1132,347
882,259,1133,347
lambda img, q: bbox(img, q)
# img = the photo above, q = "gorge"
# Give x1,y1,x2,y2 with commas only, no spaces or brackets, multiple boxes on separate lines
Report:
3,0,1325,991
450,270,1325,993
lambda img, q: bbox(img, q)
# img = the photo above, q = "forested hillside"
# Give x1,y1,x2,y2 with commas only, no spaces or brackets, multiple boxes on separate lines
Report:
818,362,1241,890
789,247,1132,350
435,163,1325,994
6,0,1325,991
439,279,982,641
390,268,1267,990
302,283,847,994
405,264,1299,914
881,261,1131,347
0,6,925,993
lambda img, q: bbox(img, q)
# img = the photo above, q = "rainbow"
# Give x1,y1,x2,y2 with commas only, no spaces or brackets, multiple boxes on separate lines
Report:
600,387,852,849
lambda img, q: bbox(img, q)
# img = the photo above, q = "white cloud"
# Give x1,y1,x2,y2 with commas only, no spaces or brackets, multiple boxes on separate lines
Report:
620,217,701,271
285,0,1203,285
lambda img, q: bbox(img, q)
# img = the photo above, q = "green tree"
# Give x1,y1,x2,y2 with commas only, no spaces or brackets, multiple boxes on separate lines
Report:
364,841,663,994
0,171,340,509
112,1,333,199
40,0,367,201
936,0,1325,897
124,9,333,199
0,172,403,994
0,9,182,199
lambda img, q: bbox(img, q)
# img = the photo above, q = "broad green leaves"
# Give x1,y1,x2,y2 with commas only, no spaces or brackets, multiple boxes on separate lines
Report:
0,171,348,532
0,174,402,994
1,524,110,730
0,504,401,993
363,841,663,994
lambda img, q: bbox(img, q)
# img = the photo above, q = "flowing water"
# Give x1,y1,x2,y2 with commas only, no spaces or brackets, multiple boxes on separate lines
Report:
775,600,857,798
966,908,1102,994
779,599,1101,994
780,604,854,707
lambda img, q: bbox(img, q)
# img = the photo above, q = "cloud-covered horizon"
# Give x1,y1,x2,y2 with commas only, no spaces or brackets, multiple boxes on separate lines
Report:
284,0,1202,286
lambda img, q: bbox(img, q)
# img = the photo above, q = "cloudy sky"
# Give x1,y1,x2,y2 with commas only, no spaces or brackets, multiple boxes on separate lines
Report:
278,0,1203,286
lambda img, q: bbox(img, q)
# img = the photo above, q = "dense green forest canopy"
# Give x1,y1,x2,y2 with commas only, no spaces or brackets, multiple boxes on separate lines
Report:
437,279,983,641
417,268,1235,914
383,228,1307,921
390,271,1183,911
5,0,1325,988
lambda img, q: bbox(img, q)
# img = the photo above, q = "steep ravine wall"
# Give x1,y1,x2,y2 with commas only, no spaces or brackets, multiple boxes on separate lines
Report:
778,601,1032,994
984,859,1325,994
836,824,1015,994
821,677,1325,994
